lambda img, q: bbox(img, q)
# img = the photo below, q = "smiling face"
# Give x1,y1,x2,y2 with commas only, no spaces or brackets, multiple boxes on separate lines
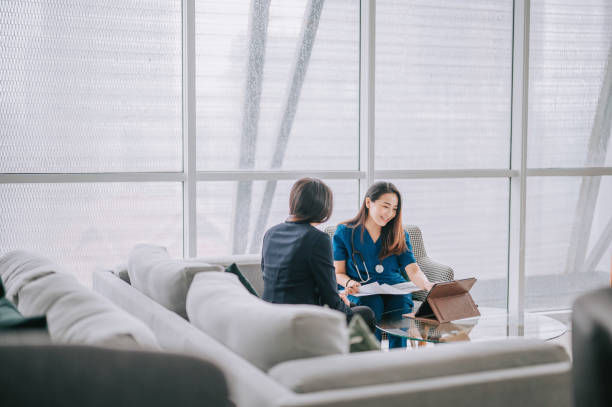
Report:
366,192,399,227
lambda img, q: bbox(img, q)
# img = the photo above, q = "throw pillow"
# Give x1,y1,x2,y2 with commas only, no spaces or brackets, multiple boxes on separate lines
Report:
348,314,380,352
187,272,348,371
225,263,258,297
0,251,157,347
128,244,224,318
0,278,47,331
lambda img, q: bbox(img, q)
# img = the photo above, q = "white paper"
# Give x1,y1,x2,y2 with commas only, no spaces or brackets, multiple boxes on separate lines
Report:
341,281,421,297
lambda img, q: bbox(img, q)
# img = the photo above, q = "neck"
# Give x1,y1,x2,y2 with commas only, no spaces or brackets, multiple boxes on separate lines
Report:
364,217,381,236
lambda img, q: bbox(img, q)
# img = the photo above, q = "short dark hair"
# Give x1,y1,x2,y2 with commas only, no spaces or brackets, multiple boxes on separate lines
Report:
288,178,333,224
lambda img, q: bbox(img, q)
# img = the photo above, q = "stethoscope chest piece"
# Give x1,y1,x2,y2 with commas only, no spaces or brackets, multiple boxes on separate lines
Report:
375,264,384,273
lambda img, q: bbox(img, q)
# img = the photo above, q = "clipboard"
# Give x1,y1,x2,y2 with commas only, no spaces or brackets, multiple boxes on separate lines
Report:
410,278,480,324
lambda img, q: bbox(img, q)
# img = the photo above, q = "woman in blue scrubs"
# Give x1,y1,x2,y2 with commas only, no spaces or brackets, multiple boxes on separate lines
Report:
333,181,434,348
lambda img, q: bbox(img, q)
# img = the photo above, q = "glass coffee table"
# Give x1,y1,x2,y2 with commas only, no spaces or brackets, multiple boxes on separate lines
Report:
376,306,567,346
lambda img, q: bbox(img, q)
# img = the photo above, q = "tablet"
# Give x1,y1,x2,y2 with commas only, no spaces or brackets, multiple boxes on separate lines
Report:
412,277,479,324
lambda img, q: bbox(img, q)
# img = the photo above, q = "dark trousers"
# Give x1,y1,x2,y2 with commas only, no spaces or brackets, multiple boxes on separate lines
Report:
347,305,376,334
349,294,413,348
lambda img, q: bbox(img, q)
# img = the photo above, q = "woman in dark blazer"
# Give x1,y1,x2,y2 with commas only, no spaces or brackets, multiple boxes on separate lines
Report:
261,178,375,332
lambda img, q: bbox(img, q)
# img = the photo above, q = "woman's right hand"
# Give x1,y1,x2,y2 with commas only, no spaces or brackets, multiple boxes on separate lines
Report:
345,279,361,295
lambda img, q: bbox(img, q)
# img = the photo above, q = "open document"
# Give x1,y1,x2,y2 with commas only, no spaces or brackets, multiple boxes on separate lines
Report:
340,281,422,297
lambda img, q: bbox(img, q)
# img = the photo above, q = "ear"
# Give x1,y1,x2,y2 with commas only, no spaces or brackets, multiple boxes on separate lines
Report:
365,197,371,209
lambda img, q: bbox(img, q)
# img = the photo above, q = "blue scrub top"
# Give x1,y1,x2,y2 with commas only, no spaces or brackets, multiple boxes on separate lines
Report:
332,223,416,285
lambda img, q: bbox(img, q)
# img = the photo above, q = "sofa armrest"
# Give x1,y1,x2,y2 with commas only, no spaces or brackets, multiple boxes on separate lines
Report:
275,361,571,407
268,338,569,394
0,340,232,407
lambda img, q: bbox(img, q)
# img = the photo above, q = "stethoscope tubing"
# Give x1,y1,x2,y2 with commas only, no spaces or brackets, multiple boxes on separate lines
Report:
350,226,373,283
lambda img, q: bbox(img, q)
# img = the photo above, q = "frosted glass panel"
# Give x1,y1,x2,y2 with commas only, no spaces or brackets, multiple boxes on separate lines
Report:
376,0,513,170
197,180,358,256
528,0,612,168
526,176,611,310
385,179,509,308
0,183,182,286
195,0,359,171
0,1,182,172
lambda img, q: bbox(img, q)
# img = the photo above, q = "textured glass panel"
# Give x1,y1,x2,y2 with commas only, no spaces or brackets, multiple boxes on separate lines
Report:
0,183,182,286
384,179,509,307
0,1,182,172
195,0,359,171
528,0,612,168
376,0,513,170
526,176,611,310
197,180,358,256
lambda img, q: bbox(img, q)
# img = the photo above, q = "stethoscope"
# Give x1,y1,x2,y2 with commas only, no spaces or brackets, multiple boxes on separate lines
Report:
350,226,384,283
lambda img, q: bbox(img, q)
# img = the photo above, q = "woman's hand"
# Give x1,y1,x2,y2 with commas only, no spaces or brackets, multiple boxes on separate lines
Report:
405,263,434,291
345,279,361,295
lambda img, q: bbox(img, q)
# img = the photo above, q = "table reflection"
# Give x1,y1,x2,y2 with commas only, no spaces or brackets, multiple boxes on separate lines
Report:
377,306,566,345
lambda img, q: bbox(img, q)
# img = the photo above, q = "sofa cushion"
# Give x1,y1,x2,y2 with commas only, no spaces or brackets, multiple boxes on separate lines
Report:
0,251,158,348
128,244,223,318
186,272,348,371
268,338,570,393
0,283,47,331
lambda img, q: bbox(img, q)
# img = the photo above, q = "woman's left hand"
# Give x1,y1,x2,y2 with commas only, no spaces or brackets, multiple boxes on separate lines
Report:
339,292,351,307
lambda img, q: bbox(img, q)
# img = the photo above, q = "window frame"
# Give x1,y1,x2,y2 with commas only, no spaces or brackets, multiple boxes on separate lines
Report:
1,0,610,314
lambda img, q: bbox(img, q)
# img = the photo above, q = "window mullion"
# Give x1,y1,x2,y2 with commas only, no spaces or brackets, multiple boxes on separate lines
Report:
508,0,530,319
183,0,197,258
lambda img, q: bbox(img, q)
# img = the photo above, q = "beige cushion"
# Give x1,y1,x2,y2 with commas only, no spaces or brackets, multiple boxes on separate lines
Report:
186,272,348,371
127,245,222,318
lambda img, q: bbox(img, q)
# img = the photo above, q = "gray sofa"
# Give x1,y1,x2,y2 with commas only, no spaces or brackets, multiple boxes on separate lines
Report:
93,252,573,407
0,250,231,407
0,331,231,407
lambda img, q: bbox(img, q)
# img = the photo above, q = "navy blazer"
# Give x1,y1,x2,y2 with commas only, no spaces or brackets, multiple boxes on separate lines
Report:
261,221,352,315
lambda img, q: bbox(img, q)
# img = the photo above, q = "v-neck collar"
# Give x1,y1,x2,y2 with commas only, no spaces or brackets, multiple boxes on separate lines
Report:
363,225,381,246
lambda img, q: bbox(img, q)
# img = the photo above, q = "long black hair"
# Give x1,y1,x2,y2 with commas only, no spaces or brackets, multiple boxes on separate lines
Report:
341,181,407,259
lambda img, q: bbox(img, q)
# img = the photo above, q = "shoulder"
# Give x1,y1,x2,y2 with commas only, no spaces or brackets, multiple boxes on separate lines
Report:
304,227,332,253
264,222,303,241
334,223,350,237
403,230,413,245
264,222,286,236
307,226,329,242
